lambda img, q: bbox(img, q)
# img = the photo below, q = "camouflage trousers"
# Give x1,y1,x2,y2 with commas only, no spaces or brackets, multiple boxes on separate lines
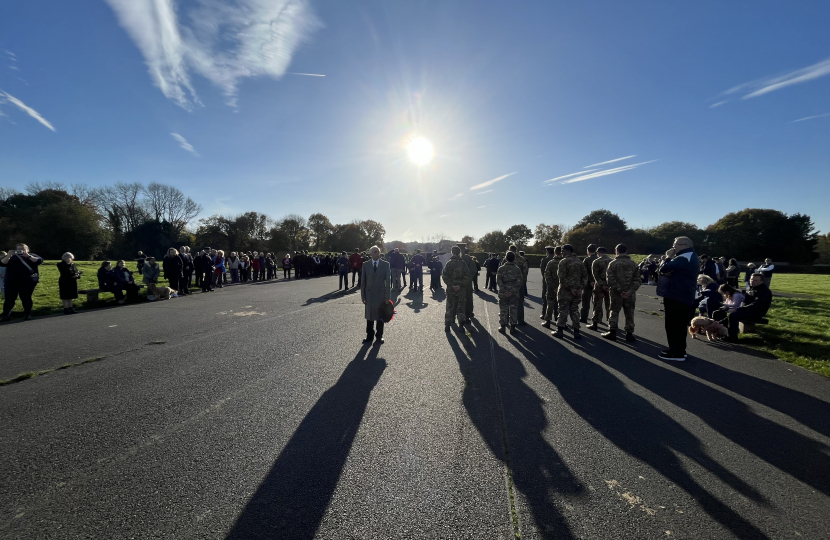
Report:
517,288,525,323
592,287,611,324
609,291,636,333
556,290,581,330
499,292,519,326
543,291,559,321
464,283,474,318
446,287,468,324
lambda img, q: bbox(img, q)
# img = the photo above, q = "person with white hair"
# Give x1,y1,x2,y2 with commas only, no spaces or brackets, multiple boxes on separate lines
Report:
0,243,44,322
360,246,391,344
57,252,82,315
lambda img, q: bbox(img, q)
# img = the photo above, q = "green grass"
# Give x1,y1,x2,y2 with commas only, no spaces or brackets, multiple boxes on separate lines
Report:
737,274,830,378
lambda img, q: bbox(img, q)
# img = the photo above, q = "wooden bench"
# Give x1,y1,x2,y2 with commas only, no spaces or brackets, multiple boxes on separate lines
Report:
78,284,144,303
739,318,769,334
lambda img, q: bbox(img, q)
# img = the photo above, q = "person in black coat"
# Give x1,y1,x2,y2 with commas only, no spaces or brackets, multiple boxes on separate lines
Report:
726,273,773,341
163,248,184,293
180,246,193,294
196,249,215,292
57,252,82,315
699,254,719,283
695,275,722,316
97,261,125,303
114,260,141,303
1,243,44,322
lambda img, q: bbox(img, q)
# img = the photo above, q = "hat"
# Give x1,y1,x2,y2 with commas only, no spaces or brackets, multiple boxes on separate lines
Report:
673,236,693,250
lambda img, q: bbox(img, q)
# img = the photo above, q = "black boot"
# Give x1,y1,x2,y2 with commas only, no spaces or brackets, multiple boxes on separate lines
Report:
509,325,517,334
63,308,71,315
573,328,582,340
602,329,617,341
587,322,599,331
626,332,636,342
499,323,506,332
552,327,564,338
541,320,551,328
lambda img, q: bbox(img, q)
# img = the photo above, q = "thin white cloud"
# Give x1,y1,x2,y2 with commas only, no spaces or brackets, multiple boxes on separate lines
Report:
9,66,19,71
477,189,493,194
543,169,598,184
559,160,658,185
709,101,726,108
171,132,198,155
470,171,517,190
792,112,830,123
104,0,322,109
476,205,493,209
447,192,464,201
584,155,635,168
289,72,325,77
439,214,450,218
715,56,830,105
0,91,55,131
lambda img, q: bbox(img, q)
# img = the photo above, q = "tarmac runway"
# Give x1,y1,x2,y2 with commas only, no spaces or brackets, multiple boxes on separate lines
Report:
1,271,829,539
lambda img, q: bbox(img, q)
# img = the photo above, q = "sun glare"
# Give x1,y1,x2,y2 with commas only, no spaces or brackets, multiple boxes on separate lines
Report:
407,137,435,167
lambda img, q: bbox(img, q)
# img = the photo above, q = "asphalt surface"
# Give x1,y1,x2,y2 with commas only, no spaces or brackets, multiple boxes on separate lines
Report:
1,271,829,539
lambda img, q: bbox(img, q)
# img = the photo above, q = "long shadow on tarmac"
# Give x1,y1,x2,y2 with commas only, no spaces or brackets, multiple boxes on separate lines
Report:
225,345,387,540
447,322,584,539
506,324,808,539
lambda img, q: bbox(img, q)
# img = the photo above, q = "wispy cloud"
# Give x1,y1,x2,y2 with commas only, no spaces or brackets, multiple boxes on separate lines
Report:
714,56,830,105
289,72,325,77
104,0,322,109
476,205,493,209
792,112,830,123
171,132,198,155
558,160,657,185
709,101,726,108
447,192,464,201
584,155,635,168
543,170,598,184
477,189,493,194
0,91,55,131
470,172,517,190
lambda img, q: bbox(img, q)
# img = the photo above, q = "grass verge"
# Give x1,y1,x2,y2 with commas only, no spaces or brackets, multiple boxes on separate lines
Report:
0,357,105,386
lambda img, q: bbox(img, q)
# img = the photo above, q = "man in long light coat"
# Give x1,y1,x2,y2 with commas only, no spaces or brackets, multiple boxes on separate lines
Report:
361,245,391,345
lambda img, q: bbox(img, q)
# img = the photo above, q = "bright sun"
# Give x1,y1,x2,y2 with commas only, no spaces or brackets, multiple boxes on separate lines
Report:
407,137,435,167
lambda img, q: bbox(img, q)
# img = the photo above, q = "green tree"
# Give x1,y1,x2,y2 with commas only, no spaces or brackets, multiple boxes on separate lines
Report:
478,230,509,253
308,213,334,250
328,223,365,253
359,219,386,250
646,221,705,253
504,224,533,249
459,235,477,252
815,233,830,264
573,209,628,235
532,223,567,251
707,209,818,263
278,214,309,252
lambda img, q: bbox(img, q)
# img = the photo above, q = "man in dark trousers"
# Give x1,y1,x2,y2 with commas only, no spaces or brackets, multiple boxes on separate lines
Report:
580,244,598,323
540,246,555,319
197,248,215,292
656,237,699,361
361,246,391,344
409,249,427,291
725,273,772,342
486,253,500,292
349,249,363,288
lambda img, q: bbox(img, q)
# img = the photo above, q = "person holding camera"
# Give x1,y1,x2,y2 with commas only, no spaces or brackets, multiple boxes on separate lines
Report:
0,243,44,322
57,252,82,315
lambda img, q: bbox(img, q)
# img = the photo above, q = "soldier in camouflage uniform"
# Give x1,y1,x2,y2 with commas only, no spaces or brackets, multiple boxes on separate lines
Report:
496,251,523,333
539,246,555,319
602,243,641,342
458,243,477,320
500,245,528,324
541,246,562,328
442,246,471,330
553,244,589,339
580,244,598,323
588,246,612,330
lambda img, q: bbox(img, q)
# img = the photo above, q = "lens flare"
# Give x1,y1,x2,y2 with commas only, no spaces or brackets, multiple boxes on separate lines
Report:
406,137,435,167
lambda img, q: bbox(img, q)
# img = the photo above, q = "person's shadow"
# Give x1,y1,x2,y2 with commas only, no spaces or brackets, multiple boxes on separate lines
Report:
447,322,584,539
225,346,387,540
507,325,776,540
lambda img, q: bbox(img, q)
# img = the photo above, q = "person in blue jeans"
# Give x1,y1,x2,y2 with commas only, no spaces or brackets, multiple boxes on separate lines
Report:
656,236,700,361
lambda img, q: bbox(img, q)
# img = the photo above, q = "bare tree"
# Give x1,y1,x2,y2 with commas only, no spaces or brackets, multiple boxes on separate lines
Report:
94,182,150,233
0,186,21,202
145,182,202,232
25,181,66,195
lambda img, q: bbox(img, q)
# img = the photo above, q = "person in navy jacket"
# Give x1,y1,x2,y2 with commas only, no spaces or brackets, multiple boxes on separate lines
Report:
657,236,700,361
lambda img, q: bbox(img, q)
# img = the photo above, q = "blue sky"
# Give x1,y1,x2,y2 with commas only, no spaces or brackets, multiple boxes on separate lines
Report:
1,1,829,242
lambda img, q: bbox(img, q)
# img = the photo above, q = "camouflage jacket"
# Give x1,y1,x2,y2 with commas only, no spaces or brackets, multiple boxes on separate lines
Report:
497,261,523,294
583,253,598,284
540,254,554,277
607,254,642,294
557,253,589,292
543,255,563,293
442,255,471,288
501,252,528,282
592,255,613,287
461,254,477,281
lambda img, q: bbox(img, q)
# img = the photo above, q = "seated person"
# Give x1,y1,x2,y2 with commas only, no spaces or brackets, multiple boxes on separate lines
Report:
725,273,772,342
97,261,125,304
114,259,141,302
695,274,722,316
710,283,745,322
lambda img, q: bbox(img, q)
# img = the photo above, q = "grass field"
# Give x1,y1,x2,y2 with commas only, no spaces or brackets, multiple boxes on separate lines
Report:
3,260,829,377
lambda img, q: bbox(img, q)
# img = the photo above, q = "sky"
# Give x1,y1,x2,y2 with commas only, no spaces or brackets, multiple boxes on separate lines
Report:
1,1,829,243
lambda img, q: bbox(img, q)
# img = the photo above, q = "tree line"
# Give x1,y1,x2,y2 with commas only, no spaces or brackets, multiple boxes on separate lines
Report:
469,208,820,263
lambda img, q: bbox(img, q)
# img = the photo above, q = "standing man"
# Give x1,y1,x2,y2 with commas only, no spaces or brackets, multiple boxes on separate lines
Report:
501,246,528,324
459,243,476,320
497,251,523,333
539,246,556,319
602,244,641,342
337,251,350,291
758,258,775,288
410,249,427,291
541,246,563,328
0,244,44,322
349,248,363,288
442,246,470,330
580,244,598,323
198,248,215,292
429,255,443,291
361,246,391,345
483,253,493,290
180,246,193,294
486,254,500,292
552,244,588,339
390,248,405,290
656,236,699,361
588,246,612,331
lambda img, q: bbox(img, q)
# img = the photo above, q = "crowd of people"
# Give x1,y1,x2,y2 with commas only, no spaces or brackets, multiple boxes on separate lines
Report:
1,240,777,357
